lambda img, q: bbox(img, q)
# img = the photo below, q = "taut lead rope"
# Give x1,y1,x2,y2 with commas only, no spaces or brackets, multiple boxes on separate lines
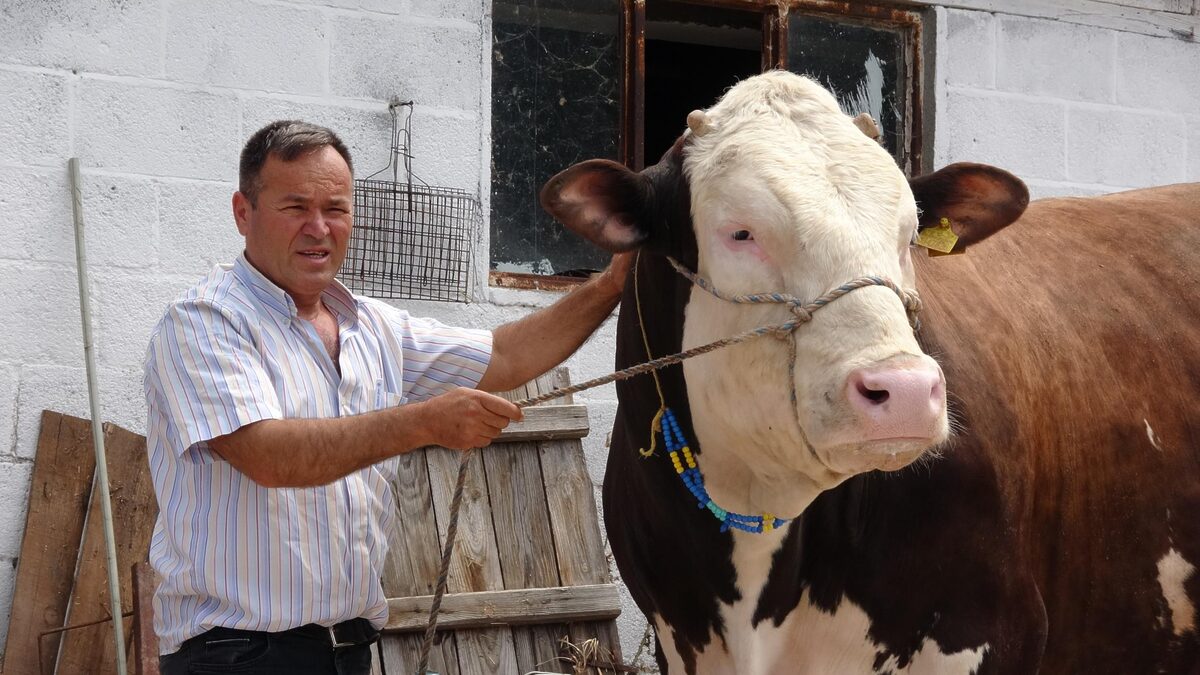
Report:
414,258,920,674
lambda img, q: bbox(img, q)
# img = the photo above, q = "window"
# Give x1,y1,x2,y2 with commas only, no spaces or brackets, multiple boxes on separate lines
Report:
489,0,928,287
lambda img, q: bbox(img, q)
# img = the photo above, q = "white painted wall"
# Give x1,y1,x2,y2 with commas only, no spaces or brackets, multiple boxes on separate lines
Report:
0,0,1197,668
935,6,1200,197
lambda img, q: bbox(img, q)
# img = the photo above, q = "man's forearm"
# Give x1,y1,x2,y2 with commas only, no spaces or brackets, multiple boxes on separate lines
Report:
208,405,432,488
479,273,622,392
208,387,522,488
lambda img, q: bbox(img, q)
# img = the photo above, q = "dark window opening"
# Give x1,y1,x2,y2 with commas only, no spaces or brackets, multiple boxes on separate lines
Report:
488,0,926,287
645,3,762,163
490,1,620,277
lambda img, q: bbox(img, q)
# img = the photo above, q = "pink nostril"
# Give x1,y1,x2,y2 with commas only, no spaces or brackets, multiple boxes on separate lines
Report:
855,379,890,405
845,364,946,440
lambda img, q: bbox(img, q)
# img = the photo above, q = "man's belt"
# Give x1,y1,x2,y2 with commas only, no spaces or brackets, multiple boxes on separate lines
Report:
323,617,380,649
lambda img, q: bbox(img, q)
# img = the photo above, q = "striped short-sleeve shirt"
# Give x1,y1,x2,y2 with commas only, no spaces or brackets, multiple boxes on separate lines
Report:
143,254,492,655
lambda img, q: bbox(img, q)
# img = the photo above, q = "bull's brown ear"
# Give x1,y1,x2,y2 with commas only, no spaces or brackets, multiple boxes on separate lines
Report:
539,159,652,253
909,162,1029,250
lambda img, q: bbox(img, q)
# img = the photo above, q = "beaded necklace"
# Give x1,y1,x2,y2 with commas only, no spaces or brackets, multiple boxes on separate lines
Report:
659,407,789,533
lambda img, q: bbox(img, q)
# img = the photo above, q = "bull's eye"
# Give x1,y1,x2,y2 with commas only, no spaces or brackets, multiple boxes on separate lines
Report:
732,229,754,241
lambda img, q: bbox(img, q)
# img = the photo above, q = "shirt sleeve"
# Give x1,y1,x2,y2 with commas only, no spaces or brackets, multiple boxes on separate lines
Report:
144,300,283,458
388,311,494,401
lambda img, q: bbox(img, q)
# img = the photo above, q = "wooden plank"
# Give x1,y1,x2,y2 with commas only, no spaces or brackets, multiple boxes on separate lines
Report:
540,438,625,672
384,585,622,632
131,562,159,675
494,367,573,406
482,440,567,672
425,447,518,675
2,411,96,675
494,405,589,443
378,449,460,674
55,422,158,675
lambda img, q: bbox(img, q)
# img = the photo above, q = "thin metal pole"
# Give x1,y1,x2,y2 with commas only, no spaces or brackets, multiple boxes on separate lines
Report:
68,157,129,675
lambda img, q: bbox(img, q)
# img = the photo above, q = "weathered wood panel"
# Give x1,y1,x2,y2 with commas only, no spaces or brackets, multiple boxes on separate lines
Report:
131,562,160,675
496,404,589,442
540,439,624,672
385,585,621,632
379,450,460,674
2,412,97,675
380,367,620,673
483,440,569,673
55,422,158,675
426,448,518,675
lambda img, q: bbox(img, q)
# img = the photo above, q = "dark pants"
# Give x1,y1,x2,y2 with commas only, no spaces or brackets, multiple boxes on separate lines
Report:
159,619,377,675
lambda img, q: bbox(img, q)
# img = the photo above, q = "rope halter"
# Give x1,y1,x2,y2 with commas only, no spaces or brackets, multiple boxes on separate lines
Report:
665,256,923,335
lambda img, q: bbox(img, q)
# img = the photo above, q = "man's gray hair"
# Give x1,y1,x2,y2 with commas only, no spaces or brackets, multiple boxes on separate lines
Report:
239,120,354,205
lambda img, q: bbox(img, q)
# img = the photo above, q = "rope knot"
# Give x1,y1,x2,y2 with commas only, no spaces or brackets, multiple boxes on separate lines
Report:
788,303,813,323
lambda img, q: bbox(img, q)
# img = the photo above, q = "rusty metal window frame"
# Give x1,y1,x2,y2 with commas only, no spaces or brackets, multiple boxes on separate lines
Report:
489,0,927,291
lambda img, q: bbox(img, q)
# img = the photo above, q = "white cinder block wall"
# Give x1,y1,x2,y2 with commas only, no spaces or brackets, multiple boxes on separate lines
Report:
937,6,1200,197
0,0,1197,666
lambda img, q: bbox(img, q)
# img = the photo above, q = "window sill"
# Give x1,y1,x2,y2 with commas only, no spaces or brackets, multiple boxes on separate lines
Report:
488,270,588,293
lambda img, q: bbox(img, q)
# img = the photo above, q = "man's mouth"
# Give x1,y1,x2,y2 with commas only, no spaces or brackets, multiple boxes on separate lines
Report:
298,249,330,260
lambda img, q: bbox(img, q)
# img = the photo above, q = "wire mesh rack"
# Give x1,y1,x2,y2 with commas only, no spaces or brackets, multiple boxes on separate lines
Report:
340,101,478,303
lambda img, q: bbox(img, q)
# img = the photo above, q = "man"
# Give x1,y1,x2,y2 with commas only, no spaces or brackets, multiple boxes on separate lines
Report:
144,120,629,674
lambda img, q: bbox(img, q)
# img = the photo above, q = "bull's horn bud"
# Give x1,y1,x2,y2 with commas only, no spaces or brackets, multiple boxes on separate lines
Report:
687,110,715,136
852,112,881,142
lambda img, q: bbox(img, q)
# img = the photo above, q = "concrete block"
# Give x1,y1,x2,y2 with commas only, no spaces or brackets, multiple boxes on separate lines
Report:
329,15,482,110
944,9,994,89
0,166,74,264
77,79,240,180
1024,181,1117,200
157,180,244,278
240,98,395,181
307,0,405,13
0,70,70,166
14,364,147,461
404,110,483,190
1067,106,1186,188
165,0,326,94
0,366,16,457
997,16,1114,104
0,463,33,558
0,0,163,77
91,269,197,371
0,262,85,368
81,173,159,269
944,90,1066,181
1188,116,1200,182
1117,32,1200,114
410,0,484,23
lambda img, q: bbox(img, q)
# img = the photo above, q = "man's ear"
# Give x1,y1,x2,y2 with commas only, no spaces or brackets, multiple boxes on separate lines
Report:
540,159,652,253
232,191,252,236
909,163,1029,250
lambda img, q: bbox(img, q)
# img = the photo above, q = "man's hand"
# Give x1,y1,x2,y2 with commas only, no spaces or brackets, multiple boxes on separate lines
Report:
597,252,635,297
415,387,524,450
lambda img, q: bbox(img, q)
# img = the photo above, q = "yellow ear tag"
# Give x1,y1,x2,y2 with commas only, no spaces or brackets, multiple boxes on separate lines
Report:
916,217,960,255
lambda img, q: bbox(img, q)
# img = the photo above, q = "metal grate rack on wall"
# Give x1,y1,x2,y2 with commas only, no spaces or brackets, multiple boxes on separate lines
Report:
341,101,477,302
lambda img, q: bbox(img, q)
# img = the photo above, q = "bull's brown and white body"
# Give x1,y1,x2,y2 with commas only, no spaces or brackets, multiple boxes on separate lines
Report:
541,71,1200,674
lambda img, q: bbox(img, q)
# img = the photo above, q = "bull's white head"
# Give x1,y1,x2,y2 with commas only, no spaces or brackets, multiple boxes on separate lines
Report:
542,71,1026,517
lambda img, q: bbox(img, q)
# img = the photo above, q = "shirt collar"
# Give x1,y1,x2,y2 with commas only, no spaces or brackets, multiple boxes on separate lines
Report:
233,253,361,326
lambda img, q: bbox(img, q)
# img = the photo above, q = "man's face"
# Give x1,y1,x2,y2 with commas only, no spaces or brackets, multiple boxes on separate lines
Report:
233,146,353,306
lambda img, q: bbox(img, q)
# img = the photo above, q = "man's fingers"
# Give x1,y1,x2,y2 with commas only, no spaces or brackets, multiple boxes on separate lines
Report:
478,394,523,421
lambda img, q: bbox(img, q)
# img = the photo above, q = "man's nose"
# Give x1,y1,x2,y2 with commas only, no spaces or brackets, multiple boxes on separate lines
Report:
302,211,331,238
